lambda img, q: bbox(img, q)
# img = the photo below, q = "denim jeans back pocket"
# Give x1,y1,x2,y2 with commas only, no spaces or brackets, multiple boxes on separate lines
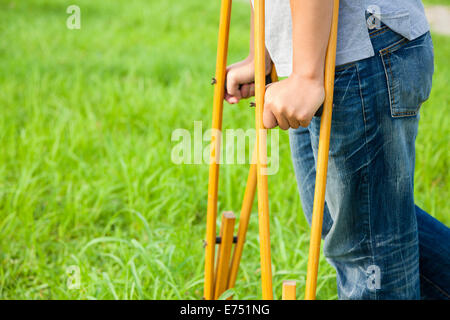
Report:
380,32,434,117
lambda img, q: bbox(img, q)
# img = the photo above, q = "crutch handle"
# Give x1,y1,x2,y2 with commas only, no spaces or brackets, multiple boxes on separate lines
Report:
222,73,273,92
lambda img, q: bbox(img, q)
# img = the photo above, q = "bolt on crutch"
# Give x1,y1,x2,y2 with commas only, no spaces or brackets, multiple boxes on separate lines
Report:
203,0,339,300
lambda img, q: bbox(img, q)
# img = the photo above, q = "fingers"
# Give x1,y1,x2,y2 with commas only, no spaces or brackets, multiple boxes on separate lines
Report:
272,112,290,130
248,84,255,97
240,84,250,99
225,92,239,104
263,104,304,130
225,82,255,104
264,88,288,130
226,72,242,104
264,100,303,131
287,117,301,129
263,105,278,129
240,83,255,99
295,110,313,128
298,117,311,128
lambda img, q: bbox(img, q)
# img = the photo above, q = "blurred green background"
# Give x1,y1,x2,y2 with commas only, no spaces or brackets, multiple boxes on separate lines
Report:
0,0,448,299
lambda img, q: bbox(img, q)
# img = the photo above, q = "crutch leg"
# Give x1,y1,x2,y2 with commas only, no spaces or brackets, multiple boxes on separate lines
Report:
214,212,236,299
204,0,233,300
254,0,273,300
282,281,297,300
304,0,340,300
227,150,257,292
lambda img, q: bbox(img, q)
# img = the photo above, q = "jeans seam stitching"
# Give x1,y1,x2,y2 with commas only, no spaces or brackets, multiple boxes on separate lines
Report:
380,37,408,55
420,274,450,299
388,53,415,293
335,63,356,72
356,63,377,300
380,54,394,118
387,54,396,110
368,25,387,35
369,27,389,38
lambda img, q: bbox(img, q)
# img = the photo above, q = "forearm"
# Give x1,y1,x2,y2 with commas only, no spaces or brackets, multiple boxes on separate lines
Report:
290,0,333,82
263,1,334,129
248,1,254,59
248,1,271,72
225,1,274,104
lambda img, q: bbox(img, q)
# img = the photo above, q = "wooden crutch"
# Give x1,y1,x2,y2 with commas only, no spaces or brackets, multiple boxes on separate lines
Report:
253,0,273,300
204,0,275,300
304,0,340,300
282,281,297,300
228,0,340,299
203,0,231,300
204,0,339,300
226,66,275,292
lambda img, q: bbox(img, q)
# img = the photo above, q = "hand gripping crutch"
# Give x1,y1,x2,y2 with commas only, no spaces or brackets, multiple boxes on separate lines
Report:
204,0,339,300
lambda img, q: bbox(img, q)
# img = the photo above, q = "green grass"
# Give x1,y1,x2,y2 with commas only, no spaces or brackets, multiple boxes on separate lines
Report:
0,0,448,299
424,0,450,5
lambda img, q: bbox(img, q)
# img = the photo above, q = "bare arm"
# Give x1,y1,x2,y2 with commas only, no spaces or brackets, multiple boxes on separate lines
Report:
290,0,333,81
225,1,272,104
264,0,334,129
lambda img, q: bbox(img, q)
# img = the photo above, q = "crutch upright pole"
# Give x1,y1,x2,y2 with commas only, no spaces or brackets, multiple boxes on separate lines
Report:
204,0,232,300
305,0,340,300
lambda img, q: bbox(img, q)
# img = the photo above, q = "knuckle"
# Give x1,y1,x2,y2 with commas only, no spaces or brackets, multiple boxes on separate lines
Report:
296,112,308,122
227,74,237,86
286,108,296,119
274,103,284,114
299,120,310,128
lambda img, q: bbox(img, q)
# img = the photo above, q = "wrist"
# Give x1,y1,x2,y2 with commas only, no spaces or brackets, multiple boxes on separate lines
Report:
244,54,254,64
289,72,323,87
246,51,272,74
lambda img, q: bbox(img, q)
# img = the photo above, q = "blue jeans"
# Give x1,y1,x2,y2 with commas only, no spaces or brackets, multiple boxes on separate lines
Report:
289,25,450,299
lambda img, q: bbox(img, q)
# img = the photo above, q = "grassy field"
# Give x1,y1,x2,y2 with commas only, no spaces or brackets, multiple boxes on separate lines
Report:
0,0,448,299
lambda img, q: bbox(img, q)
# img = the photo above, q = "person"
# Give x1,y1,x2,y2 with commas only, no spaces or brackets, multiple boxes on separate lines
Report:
224,0,450,299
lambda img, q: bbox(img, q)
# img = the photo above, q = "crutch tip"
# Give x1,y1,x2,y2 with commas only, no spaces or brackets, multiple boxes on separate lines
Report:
282,280,297,300
222,211,235,219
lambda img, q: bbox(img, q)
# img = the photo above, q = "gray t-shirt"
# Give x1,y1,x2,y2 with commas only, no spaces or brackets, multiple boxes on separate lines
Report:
251,0,429,77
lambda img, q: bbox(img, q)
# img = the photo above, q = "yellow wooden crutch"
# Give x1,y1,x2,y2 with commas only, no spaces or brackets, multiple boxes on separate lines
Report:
214,212,236,299
282,281,297,300
227,66,278,296
204,0,275,300
304,0,340,300
204,0,339,300
253,0,273,300
203,0,232,300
